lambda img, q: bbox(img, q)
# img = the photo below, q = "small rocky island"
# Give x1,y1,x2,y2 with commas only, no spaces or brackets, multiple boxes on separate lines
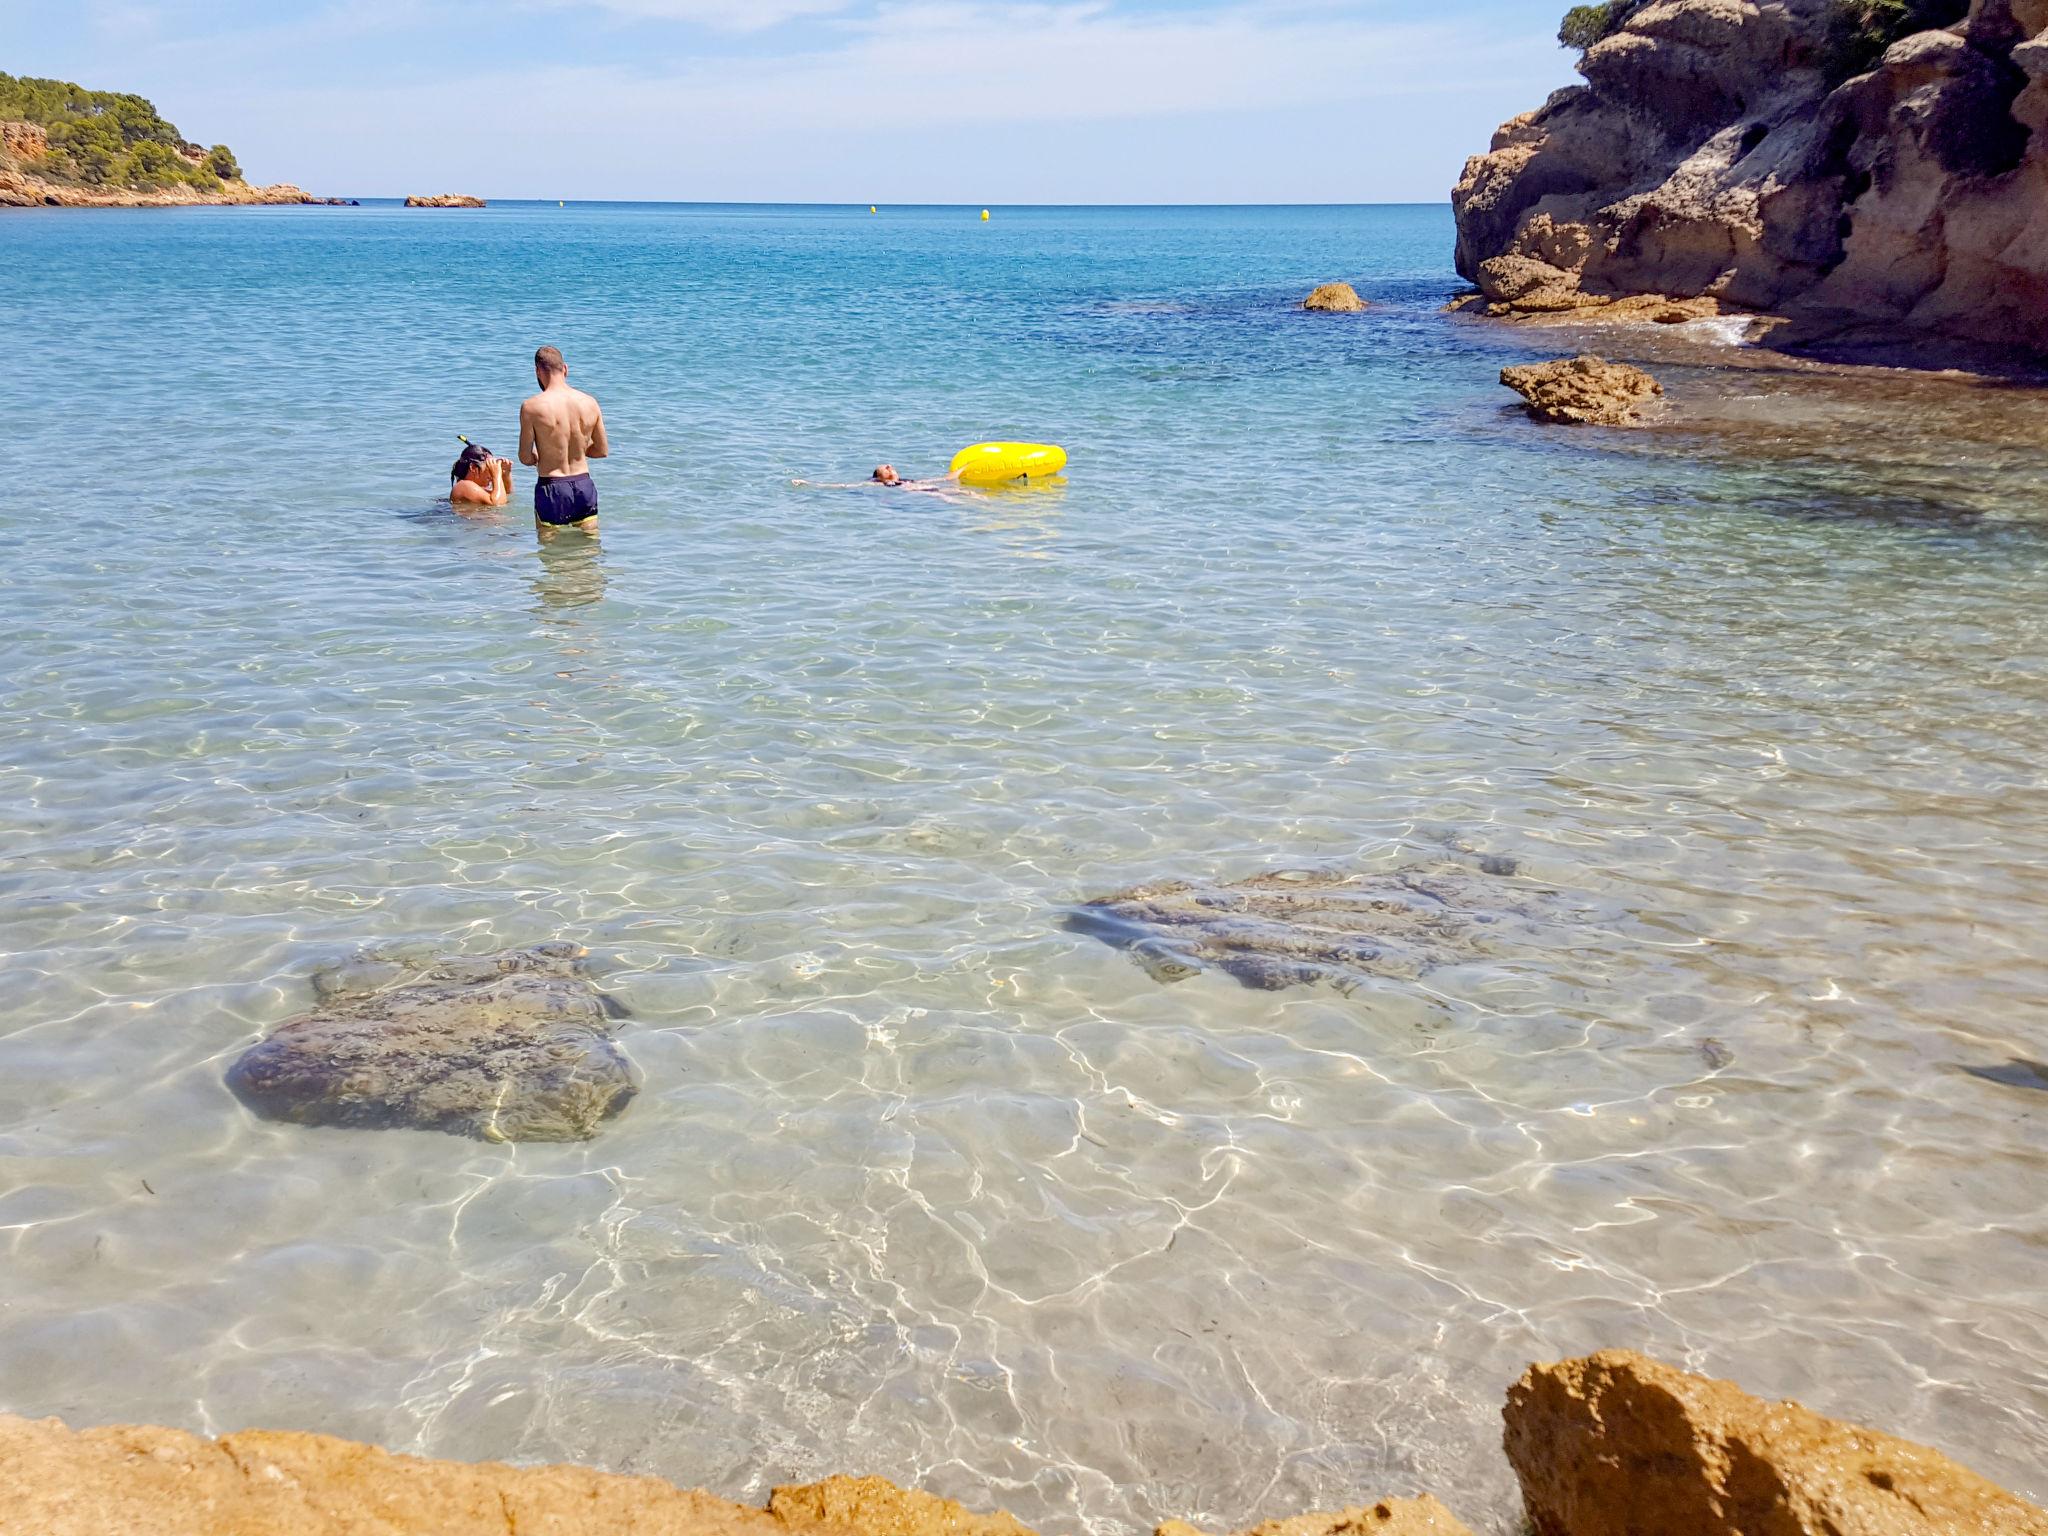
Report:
0,72,310,208
406,193,487,207
1451,0,2048,359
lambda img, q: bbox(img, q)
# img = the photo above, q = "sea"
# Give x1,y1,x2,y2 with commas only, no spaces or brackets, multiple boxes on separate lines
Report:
1,201,2044,1531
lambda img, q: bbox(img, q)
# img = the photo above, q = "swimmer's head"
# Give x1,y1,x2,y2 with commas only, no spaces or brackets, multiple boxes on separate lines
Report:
872,465,902,485
452,443,495,484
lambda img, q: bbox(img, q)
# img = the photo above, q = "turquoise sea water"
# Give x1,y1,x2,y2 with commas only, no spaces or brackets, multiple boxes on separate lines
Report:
2,202,2046,1530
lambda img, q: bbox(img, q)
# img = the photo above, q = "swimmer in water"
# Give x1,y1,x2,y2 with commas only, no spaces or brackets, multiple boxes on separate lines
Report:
792,464,980,500
450,442,513,508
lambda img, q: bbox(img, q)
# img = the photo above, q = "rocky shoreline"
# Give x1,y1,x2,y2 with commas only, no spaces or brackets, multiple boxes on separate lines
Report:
1451,0,2048,363
8,1351,2041,1534
0,165,314,208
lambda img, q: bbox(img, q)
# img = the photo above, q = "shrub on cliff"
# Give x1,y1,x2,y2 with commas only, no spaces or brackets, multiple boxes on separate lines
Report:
1826,0,1970,76
0,71,241,190
1557,0,1646,54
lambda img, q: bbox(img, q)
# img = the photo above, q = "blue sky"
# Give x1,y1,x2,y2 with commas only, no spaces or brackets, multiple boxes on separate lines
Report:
1,1,1577,202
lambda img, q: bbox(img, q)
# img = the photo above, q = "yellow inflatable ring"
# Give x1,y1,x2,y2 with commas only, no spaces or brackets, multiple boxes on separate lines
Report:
950,442,1067,485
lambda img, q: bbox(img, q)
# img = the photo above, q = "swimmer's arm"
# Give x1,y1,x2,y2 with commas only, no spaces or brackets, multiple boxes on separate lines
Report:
494,456,514,506
450,478,488,506
588,405,610,460
517,402,539,468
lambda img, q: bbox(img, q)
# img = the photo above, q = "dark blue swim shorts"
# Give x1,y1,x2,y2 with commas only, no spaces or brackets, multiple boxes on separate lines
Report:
535,472,598,526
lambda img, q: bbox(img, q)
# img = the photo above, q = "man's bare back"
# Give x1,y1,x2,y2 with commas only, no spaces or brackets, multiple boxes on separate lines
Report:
519,382,607,478
519,345,609,534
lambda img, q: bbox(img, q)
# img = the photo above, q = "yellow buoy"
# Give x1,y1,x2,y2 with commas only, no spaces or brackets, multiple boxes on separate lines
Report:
980,208,991,221
950,441,1065,485
558,200,564,208
870,205,878,214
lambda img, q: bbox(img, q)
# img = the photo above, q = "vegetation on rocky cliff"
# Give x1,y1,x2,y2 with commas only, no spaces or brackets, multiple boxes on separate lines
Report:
0,72,241,190
1558,0,1970,79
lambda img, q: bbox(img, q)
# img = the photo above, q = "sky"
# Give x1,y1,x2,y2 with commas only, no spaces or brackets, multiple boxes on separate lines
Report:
0,1,1578,203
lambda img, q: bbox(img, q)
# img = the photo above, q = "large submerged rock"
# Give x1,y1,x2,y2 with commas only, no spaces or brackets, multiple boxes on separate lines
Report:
226,942,636,1142
1501,355,1665,424
1068,859,1549,993
1159,1499,1474,1536
1451,0,2048,358
1505,1349,2048,1536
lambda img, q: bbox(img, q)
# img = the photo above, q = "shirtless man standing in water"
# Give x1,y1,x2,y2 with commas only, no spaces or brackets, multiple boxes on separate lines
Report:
518,345,609,537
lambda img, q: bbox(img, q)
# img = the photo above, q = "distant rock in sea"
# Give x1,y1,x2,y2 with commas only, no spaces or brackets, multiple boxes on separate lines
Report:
1500,355,1663,426
1303,281,1367,312
1067,858,1557,994
226,941,637,1142
1451,0,2048,361
405,193,486,207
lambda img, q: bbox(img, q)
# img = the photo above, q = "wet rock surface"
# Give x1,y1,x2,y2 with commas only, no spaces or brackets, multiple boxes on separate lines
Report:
1501,355,1665,425
1068,858,1552,993
1505,1349,2048,1536
1303,282,1367,312
226,942,636,1142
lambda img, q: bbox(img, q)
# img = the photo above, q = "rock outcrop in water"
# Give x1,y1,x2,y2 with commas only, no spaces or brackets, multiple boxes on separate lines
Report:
9,1353,2040,1534
1303,282,1368,311
1505,1349,2048,1536
1501,355,1666,424
406,193,486,207
1068,859,1546,993
226,942,636,1142
1451,0,2048,359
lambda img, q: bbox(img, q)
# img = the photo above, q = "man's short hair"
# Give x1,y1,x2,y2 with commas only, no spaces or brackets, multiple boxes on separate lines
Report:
534,345,566,377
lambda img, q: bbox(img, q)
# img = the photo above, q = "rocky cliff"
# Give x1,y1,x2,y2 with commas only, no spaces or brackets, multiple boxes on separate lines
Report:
1451,0,2048,358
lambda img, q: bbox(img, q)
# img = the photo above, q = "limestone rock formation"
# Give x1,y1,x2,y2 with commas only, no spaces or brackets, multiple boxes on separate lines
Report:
1303,282,1368,311
1,120,49,160
406,193,487,207
1067,858,1553,993
226,941,637,1142
1157,1497,1475,1536
1452,0,2048,358
1504,1349,2048,1536
1500,355,1665,424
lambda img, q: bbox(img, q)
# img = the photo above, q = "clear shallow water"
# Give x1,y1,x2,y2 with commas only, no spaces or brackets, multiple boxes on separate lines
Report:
1,202,2046,1531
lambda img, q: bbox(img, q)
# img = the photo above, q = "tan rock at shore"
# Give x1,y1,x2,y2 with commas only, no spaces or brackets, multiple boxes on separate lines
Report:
1504,1349,2048,1536
1499,355,1662,427
1,120,49,160
406,193,487,207
1303,282,1366,312
0,1414,1471,1536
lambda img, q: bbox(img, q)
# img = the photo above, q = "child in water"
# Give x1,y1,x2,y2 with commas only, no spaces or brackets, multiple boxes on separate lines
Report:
792,464,978,500
450,443,513,508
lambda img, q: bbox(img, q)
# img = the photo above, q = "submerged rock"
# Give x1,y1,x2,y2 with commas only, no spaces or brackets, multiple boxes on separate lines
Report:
1159,1499,1473,1536
1500,355,1663,426
226,942,636,1142
1068,860,1547,993
1505,1349,2048,1536
771,1476,1037,1536
1303,282,1367,312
